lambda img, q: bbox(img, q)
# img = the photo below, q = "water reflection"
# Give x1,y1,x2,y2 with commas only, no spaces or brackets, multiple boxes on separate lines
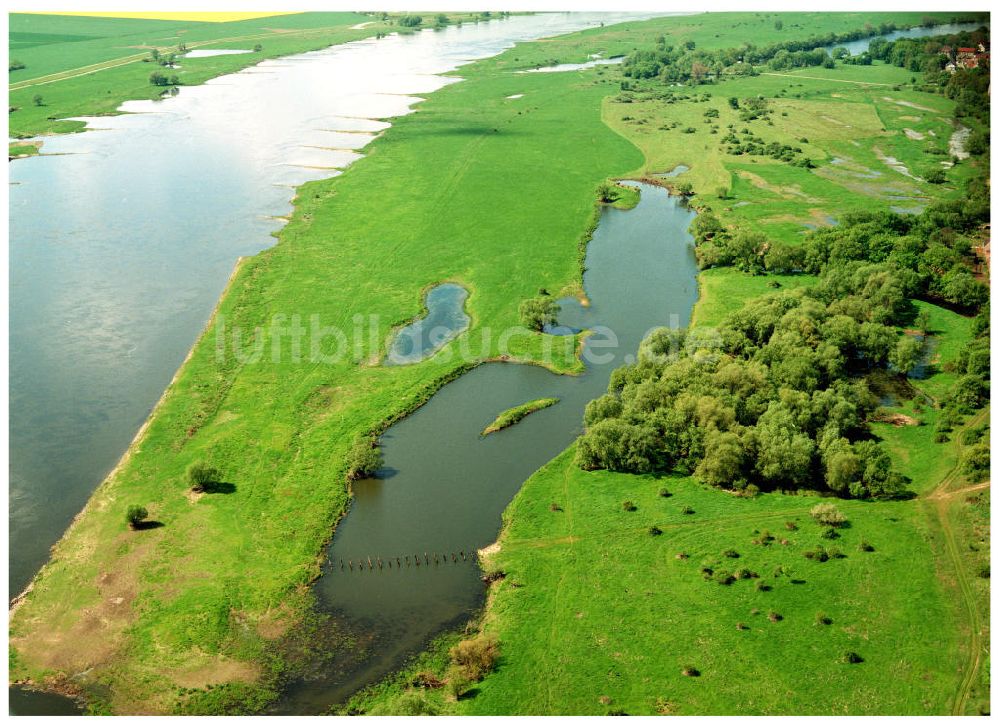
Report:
8,12,662,599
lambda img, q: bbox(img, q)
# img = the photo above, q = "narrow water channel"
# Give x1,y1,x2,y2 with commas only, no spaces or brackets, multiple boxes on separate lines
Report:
274,181,699,712
819,21,986,55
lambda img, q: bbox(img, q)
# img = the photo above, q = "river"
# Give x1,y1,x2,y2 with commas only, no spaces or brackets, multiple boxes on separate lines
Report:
820,21,986,56
9,12,672,715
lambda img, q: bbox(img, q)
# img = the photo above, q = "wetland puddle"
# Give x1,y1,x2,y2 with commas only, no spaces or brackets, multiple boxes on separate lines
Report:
385,283,471,365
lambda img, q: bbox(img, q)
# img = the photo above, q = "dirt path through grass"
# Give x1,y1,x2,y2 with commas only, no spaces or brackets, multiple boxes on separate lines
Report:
924,408,990,714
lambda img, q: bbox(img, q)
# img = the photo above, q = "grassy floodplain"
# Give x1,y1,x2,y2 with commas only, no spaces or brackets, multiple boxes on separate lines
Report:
341,12,990,717
9,10,989,716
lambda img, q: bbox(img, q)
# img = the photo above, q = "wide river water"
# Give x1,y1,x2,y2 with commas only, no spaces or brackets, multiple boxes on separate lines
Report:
9,12,672,715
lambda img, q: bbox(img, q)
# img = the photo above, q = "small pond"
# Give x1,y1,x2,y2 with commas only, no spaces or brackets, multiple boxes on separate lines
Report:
385,283,471,365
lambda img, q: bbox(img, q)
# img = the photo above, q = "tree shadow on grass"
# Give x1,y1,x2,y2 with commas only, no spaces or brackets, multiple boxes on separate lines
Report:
132,520,164,531
195,481,237,495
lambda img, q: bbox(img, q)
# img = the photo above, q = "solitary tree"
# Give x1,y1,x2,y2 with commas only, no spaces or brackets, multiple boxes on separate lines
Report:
32,94,43,107
187,461,222,492
519,296,560,331
890,335,923,376
126,505,149,529
346,435,382,481
596,181,620,204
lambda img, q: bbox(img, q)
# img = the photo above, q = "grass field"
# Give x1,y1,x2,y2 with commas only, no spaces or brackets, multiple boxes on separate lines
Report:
341,12,988,717
604,62,974,246
465,449,966,715
9,11,989,715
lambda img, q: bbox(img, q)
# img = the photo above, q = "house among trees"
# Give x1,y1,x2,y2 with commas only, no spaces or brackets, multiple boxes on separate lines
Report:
940,42,989,73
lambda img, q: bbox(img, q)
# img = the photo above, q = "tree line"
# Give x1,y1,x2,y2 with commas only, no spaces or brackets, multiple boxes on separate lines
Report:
577,140,989,498
622,17,986,86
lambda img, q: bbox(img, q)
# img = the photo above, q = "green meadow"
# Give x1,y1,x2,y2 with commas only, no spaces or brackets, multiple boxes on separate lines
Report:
9,10,989,716
341,13,989,718
469,450,966,715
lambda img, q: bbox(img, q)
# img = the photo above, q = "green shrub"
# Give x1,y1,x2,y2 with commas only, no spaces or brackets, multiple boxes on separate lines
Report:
842,651,864,664
126,505,148,529
187,462,222,491
346,435,382,481
810,503,847,527
623,500,637,512
444,665,470,702
449,634,499,682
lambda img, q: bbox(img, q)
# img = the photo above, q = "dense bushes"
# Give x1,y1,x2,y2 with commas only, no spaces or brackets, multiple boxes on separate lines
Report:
446,634,499,697
575,264,929,496
621,22,920,84
578,151,989,497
